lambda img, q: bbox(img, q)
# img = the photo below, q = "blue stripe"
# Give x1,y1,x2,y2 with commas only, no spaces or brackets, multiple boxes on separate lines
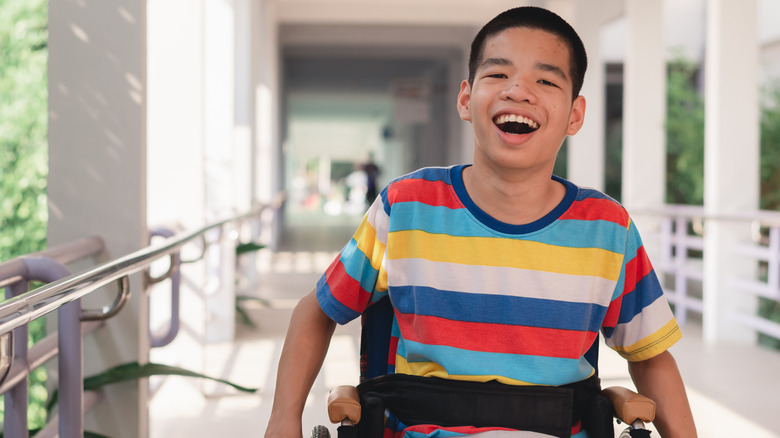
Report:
390,286,607,332
575,186,617,202
388,203,478,234
339,238,380,295
618,269,665,324
395,166,453,183
400,339,593,385
316,277,361,324
624,221,644,256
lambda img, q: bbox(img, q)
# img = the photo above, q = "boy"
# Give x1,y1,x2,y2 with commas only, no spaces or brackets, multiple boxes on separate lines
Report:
266,6,697,438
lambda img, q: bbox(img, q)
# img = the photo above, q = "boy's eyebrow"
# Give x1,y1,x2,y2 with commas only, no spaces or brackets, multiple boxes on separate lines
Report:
479,57,513,70
535,62,568,81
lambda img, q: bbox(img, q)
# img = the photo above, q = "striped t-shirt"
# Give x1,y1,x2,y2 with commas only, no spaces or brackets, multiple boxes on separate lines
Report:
316,165,681,438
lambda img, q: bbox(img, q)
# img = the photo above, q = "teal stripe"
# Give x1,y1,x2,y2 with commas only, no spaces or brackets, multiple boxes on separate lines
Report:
339,238,380,294
399,339,594,386
389,202,628,252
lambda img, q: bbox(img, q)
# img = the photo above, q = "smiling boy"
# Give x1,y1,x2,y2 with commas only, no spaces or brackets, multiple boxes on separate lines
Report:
266,6,697,438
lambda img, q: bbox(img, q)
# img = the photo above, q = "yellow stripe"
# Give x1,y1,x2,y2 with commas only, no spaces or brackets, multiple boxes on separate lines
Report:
614,320,683,362
394,355,539,386
376,266,388,293
353,220,386,272
388,230,623,280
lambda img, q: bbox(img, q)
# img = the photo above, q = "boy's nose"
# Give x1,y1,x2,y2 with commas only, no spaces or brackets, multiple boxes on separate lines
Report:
501,81,535,103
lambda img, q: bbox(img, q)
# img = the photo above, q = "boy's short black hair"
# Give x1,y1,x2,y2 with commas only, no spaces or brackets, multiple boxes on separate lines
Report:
468,6,588,99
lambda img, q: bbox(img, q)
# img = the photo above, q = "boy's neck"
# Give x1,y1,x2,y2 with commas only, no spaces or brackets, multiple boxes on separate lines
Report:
462,164,566,226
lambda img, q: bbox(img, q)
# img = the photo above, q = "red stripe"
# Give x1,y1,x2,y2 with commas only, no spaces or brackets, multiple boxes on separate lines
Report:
395,313,597,359
325,260,372,314
387,179,462,209
399,418,581,436
388,335,399,366
602,295,623,329
403,425,516,435
603,245,654,328
566,198,629,227
621,245,654,298
323,254,341,278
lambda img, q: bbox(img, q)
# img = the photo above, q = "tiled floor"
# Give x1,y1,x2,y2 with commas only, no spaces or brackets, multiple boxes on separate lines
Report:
149,211,780,438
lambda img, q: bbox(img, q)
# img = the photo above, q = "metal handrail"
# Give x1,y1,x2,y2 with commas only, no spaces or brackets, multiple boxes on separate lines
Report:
0,237,104,289
0,207,264,337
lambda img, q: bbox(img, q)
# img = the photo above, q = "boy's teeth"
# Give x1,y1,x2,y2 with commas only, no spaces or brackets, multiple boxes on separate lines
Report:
495,114,538,129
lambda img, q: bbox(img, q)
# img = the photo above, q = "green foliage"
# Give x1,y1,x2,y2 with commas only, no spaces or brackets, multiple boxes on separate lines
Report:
665,56,780,210
47,361,259,411
0,0,49,261
0,0,50,430
758,297,780,349
760,82,780,211
235,241,265,256
665,57,705,205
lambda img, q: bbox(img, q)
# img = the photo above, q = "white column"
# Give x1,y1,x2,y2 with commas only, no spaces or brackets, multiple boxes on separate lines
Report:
203,0,238,343
147,0,206,231
48,1,148,437
620,0,666,263
703,0,760,344
567,4,607,191
621,1,665,211
146,0,210,408
251,0,283,248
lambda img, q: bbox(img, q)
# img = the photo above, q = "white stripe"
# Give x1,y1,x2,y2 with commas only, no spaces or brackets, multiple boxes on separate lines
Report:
365,200,390,246
388,258,617,306
606,295,677,349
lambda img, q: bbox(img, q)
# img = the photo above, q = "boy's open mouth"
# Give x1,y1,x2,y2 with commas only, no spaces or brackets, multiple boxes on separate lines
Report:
494,114,539,135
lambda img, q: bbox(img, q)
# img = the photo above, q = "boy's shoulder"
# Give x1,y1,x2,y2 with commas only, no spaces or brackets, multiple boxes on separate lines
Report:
390,165,457,184
566,182,632,227
382,166,459,198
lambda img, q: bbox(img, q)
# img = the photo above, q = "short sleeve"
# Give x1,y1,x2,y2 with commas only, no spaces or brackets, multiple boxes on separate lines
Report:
601,218,682,361
316,193,390,325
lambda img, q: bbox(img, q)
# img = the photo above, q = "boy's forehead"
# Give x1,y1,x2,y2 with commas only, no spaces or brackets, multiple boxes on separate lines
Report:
476,27,574,84
480,27,571,66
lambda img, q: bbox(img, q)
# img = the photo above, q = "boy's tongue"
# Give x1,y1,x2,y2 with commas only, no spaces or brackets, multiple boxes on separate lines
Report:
497,120,538,135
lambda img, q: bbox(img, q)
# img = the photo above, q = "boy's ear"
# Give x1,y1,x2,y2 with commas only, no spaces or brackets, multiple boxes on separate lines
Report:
456,80,472,122
566,95,586,135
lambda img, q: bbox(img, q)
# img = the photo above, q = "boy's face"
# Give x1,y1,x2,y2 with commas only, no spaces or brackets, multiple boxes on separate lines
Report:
457,27,585,175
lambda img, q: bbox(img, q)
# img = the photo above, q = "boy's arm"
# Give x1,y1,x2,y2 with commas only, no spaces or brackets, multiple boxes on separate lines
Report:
627,350,697,438
265,290,337,438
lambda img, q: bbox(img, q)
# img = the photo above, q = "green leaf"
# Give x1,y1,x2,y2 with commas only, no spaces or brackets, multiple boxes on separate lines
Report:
235,304,257,328
235,241,265,256
47,362,258,411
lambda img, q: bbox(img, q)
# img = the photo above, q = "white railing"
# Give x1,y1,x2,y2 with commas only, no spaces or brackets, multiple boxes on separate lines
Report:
732,221,780,339
637,205,780,341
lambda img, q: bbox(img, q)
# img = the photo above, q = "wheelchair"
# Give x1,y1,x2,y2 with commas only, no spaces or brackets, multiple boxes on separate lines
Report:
313,297,656,438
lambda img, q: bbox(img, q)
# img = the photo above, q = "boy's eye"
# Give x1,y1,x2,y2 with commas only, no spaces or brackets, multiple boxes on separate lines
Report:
539,79,558,87
485,73,507,79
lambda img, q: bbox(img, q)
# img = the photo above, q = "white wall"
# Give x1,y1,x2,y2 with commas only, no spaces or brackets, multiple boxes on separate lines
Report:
48,0,149,436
